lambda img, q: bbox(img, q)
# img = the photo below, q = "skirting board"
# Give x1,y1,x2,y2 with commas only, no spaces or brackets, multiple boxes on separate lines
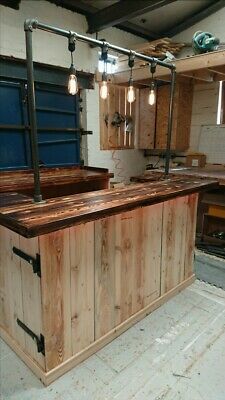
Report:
0,274,195,386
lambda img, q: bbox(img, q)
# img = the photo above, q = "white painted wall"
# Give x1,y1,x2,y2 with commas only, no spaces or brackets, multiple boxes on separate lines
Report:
0,0,147,182
172,7,225,163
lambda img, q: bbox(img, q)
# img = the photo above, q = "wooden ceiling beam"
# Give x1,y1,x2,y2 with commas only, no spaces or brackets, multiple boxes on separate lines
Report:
87,0,178,34
0,0,20,9
48,0,159,40
166,0,225,37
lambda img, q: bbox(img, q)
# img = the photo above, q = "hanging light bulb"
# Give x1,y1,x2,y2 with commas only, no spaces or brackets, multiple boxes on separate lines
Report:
148,61,157,105
127,78,135,103
127,51,135,104
68,64,78,95
148,81,155,105
100,72,108,99
68,34,78,96
100,43,109,100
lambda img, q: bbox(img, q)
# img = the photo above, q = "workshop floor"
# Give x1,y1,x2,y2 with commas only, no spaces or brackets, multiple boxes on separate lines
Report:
1,280,225,400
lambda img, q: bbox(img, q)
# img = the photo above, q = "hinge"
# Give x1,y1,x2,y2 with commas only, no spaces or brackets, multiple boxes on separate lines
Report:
17,319,45,355
12,247,41,278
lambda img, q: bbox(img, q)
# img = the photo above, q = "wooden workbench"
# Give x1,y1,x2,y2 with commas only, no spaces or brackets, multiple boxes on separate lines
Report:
0,177,217,384
0,166,113,198
131,166,225,186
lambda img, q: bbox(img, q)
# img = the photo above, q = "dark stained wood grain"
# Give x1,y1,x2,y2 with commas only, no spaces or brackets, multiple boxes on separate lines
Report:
0,178,218,238
0,166,113,198
131,167,225,186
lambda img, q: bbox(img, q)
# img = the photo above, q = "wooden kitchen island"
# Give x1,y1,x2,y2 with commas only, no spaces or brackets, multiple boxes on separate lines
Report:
0,177,217,385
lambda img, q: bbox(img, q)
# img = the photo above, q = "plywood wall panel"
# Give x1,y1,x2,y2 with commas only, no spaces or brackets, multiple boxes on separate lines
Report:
138,87,155,149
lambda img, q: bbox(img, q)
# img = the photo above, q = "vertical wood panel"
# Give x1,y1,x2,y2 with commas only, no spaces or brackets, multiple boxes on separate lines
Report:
0,227,25,347
39,229,72,371
70,222,94,354
176,81,193,151
99,83,109,150
161,196,188,295
95,204,163,338
138,87,155,149
156,81,193,151
19,236,45,368
99,84,136,150
95,216,116,339
185,193,198,279
142,203,162,306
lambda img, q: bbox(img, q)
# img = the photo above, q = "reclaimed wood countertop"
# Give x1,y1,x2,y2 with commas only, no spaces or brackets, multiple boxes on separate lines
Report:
0,177,218,238
131,166,225,186
0,166,113,193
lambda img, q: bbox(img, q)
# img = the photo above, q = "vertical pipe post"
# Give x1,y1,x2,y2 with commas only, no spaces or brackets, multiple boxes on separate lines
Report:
165,68,176,176
25,25,43,203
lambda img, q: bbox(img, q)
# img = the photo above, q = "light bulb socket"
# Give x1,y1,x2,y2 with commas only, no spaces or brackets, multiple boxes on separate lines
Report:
102,71,107,82
150,61,157,75
68,33,76,53
128,77,133,87
128,51,135,69
101,42,108,61
150,80,155,90
69,63,76,75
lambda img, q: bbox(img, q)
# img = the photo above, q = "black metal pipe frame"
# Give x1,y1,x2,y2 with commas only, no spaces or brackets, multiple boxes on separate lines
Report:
24,18,176,202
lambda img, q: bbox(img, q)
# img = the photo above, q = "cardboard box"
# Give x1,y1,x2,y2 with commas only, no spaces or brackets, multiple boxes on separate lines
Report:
185,153,206,168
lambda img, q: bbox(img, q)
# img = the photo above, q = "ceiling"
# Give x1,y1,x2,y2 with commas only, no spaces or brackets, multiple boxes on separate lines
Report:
1,0,225,41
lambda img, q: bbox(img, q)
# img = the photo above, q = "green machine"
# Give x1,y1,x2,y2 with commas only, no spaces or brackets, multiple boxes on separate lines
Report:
192,31,220,54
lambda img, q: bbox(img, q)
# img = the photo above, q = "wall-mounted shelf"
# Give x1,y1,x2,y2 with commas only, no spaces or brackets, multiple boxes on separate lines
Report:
114,49,225,85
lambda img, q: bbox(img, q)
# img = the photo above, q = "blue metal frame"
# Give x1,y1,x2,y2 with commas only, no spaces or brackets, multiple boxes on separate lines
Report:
0,78,80,170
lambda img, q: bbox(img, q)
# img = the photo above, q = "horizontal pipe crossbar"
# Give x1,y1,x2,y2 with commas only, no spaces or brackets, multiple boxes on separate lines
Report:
24,19,175,70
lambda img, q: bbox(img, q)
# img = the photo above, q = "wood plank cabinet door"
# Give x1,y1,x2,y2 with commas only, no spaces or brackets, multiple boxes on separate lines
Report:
156,80,193,151
0,227,45,369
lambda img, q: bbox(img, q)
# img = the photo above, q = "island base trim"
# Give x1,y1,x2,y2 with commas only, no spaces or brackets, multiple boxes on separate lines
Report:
0,274,195,386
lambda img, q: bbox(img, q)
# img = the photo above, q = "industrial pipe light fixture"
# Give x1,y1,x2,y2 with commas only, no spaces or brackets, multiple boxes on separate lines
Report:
68,34,78,95
127,52,135,103
24,18,176,202
148,62,157,106
100,43,109,100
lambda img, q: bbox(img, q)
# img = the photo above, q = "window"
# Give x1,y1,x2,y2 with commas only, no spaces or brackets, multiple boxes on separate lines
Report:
0,79,80,170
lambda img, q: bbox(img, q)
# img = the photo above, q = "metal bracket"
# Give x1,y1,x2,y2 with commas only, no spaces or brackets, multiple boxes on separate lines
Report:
17,319,45,355
12,247,41,278
80,129,93,135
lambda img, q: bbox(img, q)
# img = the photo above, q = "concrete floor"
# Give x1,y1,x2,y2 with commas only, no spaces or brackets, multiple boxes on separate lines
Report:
1,280,225,400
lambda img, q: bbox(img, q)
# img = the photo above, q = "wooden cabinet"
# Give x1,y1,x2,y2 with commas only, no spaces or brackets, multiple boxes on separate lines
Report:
156,80,193,151
100,81,193,151
99,84,155,150
100,85,136,150
0,193,197,385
